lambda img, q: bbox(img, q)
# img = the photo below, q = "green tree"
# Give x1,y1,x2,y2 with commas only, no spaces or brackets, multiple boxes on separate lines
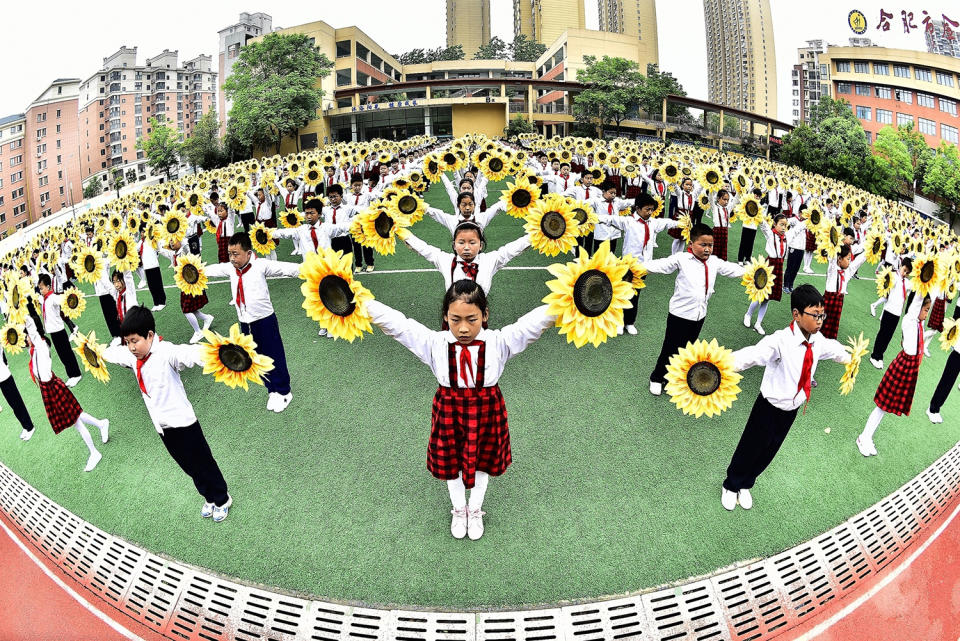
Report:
504,114,535,138
395,44,464,64
511,34,546,62
894,122,932,190
436,44,464,61
873,126,913,188
573,56,644,137
922,142,960,223
224,32,333,154
474,37,510,60
136,117,182,181
639,64,691,122
181,110,224,171
125,168,137,185
706,113,742,137
395,48,428,65
82,176,103,199
111,169,124,197
223,123,252,165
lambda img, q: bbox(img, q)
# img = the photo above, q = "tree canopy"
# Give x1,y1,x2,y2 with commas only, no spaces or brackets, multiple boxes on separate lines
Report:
136,117,181,181
181,110,226,171
572,56,645,137
395,45,464,65
504,114,536,138
922,142,960,223
472,35,547,62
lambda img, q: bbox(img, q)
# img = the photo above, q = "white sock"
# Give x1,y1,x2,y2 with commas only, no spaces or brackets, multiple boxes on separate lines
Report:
74,420,99,456
468,471,490,511
79,412,107,430
862,407,885,441
756,302,769,324
185,312,201,333
447,476,466,510
747,301,759,319
196,311,213,326
803,251,813,269
923,329,936,342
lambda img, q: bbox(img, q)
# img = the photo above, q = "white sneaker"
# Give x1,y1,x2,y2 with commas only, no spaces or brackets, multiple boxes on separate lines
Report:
924,348,931,358
99,419,109,444
266,392,280,412
467,508,485,540
803,267,814,274
274,393,293,412
856,435,873,457
69,326,79,340
189,331,204,344
743,313,751,328
317,328,328,337
137,280,147,289
201,501,215,518
721,487,737,511
20,428,34,441
84,450,102,472
870,303,877,317
65,376,81,388
754,322,765,336
365,265,374,272
870,358,883,369
617,325,624,336
450,506,467,539
212,495,232,523
625,324,637,335
202,315,214,331
151,304,165,312
927,409,943,424
737,489,753,510
649,381,662,396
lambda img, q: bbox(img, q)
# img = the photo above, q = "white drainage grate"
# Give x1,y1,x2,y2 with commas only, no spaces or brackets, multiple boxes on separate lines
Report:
0,440,959,641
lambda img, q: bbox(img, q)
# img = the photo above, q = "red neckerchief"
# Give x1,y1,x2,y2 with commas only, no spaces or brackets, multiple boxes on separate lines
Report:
686,247,709,297
42,290,53,320
28,344,37,385
235,263,252,307
216,219,225,241
607,201,614,214
584,186,590,199
917,321,924,362
656,181,665,196
452,256,478,281
354,193,361,205
790,321,815,410
135,335,163,397
774,229,786,258
116,288,127,322
331,206,340,224
458,340,483,387
838,267,845,293
635,214,650,249
138,240,145,257
310,224,319,251
286,191,294,208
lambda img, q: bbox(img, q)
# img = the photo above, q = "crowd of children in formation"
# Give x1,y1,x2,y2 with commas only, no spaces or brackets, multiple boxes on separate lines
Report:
1,132,959,542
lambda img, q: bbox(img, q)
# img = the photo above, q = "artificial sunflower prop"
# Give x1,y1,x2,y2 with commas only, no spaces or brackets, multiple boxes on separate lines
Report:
173,254,208,297
356,208,409,255
303,167,323,188
542,242,634,348
864,230,885,264
439,149,465,173
185,191,205,215
568,198,598,236
73,331,110,384
910,253,940,298
299,248,374,342
422,155,443,183
281,207,304,228
699,165,724,192
480,153,509,182
876,266,895,298
501,179,540,219
660,161,681,184
126,214,140,234
804,205,826,233
73,245,104,284
391,192,427,225
734,195,763,227
0,323,26,355
247,223,275,256
839,332,870,396
106,232,140,272
816,225,842,262
226,183,246,210
108,212,124,233
524,194,579,257
61,287,86,320
162,210,189,244
697,192,711,211
940,318,960,352
665,339,742,418
4,277,30,325
891,232,905,255
200,323,275,390
677,213,693,244
741,256,776,303
620,254,647,291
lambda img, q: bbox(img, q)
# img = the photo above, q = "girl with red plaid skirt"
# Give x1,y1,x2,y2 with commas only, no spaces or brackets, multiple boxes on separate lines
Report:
706,189,737,262
207,202,237,264
743,214,803,335
23,318,109,472
927,287,947,333
158,241,214,344
820,244,868,340
857,295,931,457
366,280,556,541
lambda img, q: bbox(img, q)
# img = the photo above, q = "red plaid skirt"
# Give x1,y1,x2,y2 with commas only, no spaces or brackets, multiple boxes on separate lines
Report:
874,351,921,416
625,186,642,199
820,291,845,339
39,377,82,434
712,226,729,261
180,291,209,314
805,230,817,252
766,257,784,302
928,298,946,332
668,211,683,240
216,236,230,263
428,384,510,489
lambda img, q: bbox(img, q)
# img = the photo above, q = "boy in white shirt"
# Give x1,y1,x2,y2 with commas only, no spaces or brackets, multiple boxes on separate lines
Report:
36,274,82,386
321,185,355,257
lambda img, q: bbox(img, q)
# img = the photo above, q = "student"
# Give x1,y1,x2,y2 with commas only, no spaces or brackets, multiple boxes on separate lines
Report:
157,240,214,344
781,195,806,293
869,258,913,369
644,224,746,395
721,285,850,510
926,333,960,424
736,188,765,265
320,185,355,257
820,243,868,341
247,186,276,230
670,176,700,254
366,279,556,540
204,232,302,412
36,274,82,387
276,176,306,213
706,188,736,261
589,180,631,255
347,176,375,272
274,197,352,260
857,295,931,456
24,318,109,472
1,349,36,440
208,201,237,264
594,193,678,334
547,163,580,195
137,227,166,311
102,306,232,522
562,172,600,254
111,270,138,328
744,213,804,335
427,192,504,235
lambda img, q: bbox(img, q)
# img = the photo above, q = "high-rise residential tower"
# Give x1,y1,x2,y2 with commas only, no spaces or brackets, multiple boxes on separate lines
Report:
514,0,586,45
925,20,960,58
597,0,659,64
447,0,491,59
218,12,273,134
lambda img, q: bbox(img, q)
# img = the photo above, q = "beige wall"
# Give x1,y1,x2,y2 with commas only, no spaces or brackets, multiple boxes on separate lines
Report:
452,103,508,138
447,0,491,59
597,0,659,66
533,0,586,45
537,28,658,79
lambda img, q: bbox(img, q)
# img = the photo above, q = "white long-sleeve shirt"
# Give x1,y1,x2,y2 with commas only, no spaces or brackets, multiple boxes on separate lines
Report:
206,209,237,241
273,221,352,258
595,213,677,262
825,252,868,294
759,220,804,260
40,292,66,334
112,271,138,318
673,186,702,214
589,198,632,241
548,173,580,194
276,180,306,211
322,203,355,226
248,191,275,223
733,322,850,411
882,272,912,317
138,237,160,270
403,232,530,294
29,338,54,383
367,300,555,388
426,201,505,235
562,184,599,203
205,257,302,323
346,190,372,210
103,338,204,434
644,251,746,321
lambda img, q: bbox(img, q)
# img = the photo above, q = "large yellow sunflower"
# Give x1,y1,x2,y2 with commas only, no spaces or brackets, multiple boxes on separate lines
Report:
734,195,763,227
804,204,826,234
107,212,124,234
4,277,31,325
73,331,110,384
106,232,140,272
741,256,776,303
61,287,87,320
390,191,427,225
910,253,941,298
173,254,208,297
303,167,323,189
480,153,509,182
677,213,693,244
665,339,742,418
864,230,885,264
501,179,540,219
524,194,579,257
439,149,465,173
940,318,960,352
422,155,443,183
225,182,247,210
816,225,842,262
698,165,724,192
542,242,634,348
185,191,205,215
875,266,894,298
162,210,189,244
280,207,305,228
0,323,26,355
249,223,276,256
620,254,647,291
299,248,374,342
839,332,870,396
73,245,104,284
565,198,596,236
355,208,409,256
200,323,275,390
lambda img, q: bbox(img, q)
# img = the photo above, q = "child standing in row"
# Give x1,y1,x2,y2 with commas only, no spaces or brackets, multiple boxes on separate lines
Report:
157,240,215,344
37,273,83,387
870,258,913,370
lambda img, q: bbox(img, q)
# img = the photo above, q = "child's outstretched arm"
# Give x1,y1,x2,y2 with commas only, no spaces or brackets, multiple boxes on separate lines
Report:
496,304,557,361
367,300,437,367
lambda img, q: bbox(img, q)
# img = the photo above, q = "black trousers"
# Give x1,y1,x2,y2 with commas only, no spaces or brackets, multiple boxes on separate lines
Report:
60,313,76,333
724,394,799,492
240,212,255,232
578,231,595,256
783,248,804,290
624,292,640,326
738,227,757,263
99,294,122,338
351,239,375,267
650,313,705,384
331,236,353,257
954,300,960,321
159,422,229,506
50,330,81,379
929,351,960,413
592,237,618,256
0,376,33,432
144,267,166,306
872,310,900,362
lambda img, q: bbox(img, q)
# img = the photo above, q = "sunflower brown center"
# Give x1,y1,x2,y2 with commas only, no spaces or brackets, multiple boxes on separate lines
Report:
920,262,935,282
83,344,101,368
706,171,719,184
488,158,504,173
572,208,587,225
443,153,456,165
948,327,957,340
753,269,768,289
665,165,677,177
11,287,20,307
687,361,722,396
5,328,18,344
872,238,882,254
319,275,356,317
745,201,759,217
286,212,299,224
115,241,128,259
181,264,200,285
255,229,269,245
810,210,821,226
572,269,614,317
540,211,567,240
428,161,439,174
511,189,532,209
66,294,79,309
374,212,393,239
218,344,253,373
830,227,839,245
397,195,418,215
166,219,181,234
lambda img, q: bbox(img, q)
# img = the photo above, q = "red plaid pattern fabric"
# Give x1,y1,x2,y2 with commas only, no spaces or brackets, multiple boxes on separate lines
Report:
766,257,784,302
217,236,231,264
928,298,946,332
820,291,845,339
427,341,511,489
874,351,922,416
625,185,642,199
38,376,82,434
711,226,729,261
805,229,817,252
180,291,209,314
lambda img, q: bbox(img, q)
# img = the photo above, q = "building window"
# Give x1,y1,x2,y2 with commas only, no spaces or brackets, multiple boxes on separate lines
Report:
936,71,955,87
864,130,872,143
917,93,935,109
939,98,957,117
336,40,351,58
942,124,959,144
855,83,870,96
893,64,910,78
876,109,893,124
874,86,891,99
836,61,850,72
896,113,913,127
873,62,889,75
918,118,936,135
914,67,932,82
856,105,872,120
336,69,352,87
895,89,912,104
836,82,851,94
854,61,869,73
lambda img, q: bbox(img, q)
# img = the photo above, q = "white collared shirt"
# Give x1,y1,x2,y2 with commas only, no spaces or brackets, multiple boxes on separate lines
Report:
29,339,54,383
596,213,678,262
321,203,355,226
644,251,746,321
273,222,351,258
883,272,912,316
205,256,302,323
825,252,868,294
561,184,598,203
403,232,530,293
759,220,804,259
426,202,505,235
348,190,371,210
733,323,850,411
206,209,236,240
103,338,204,433
589,198,633,241
0,351,10,381
138,237,160,270
248,190,275,221
367,301,555,387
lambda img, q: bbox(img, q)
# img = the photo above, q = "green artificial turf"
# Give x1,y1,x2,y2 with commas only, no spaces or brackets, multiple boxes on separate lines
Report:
0,179,958,610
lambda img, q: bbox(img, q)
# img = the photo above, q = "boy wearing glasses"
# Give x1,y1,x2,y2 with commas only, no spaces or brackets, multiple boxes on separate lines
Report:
720,284,851,512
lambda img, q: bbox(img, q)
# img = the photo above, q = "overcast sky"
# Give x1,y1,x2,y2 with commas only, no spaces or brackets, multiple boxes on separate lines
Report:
2,1,956,124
